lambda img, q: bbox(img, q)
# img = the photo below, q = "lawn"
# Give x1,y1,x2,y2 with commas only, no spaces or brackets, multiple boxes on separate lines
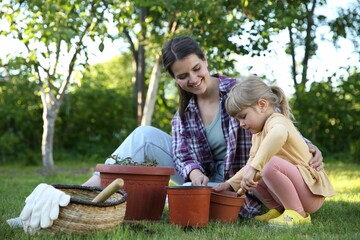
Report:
1,159,359,240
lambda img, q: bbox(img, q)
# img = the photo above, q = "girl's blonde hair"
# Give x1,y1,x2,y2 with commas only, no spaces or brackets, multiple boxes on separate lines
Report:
226,75,295,121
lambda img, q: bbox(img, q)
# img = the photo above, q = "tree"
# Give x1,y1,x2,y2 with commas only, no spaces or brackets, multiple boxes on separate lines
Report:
0,0,115,170
246,0,360,93
1,0,281,167
283,0,322,91
3,0,357,168
231,0,325,93
110,0,279,126
329,0,360,53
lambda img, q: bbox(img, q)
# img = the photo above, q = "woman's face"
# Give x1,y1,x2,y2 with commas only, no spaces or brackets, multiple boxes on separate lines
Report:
170,54,211,95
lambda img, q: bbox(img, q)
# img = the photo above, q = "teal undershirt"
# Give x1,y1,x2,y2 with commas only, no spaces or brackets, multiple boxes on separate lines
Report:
205,106,226,182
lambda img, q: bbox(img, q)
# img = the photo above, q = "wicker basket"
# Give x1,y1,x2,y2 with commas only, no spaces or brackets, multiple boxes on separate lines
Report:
46,184,127,234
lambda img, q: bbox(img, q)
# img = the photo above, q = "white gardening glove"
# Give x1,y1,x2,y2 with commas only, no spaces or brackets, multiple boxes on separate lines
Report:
19,183,70,233
20,183,50,226
44,186,71,227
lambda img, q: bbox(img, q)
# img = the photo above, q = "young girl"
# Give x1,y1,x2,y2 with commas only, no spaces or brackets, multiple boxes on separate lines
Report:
213,75,335,227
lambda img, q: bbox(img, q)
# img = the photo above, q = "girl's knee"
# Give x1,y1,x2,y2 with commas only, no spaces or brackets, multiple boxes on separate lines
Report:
262,157,280,176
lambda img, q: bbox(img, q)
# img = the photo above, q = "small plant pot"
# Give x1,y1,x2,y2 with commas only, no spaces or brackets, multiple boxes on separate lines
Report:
96,164,174,221
209,190,245,223
166,186,212,227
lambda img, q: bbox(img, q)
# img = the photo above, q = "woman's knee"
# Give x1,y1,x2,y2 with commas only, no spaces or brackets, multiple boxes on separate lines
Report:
131,126,156,140
133,126,163,138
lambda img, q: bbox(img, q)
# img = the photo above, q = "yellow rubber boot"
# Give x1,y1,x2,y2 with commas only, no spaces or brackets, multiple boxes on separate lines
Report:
268,209,311,227
254,209,281,222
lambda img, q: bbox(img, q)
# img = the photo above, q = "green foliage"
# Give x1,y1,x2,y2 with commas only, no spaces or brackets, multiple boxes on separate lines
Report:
55,57,138,155
0,79,42,162
0,132,22,161
81,54,134,91
291,72,360,160
0,0,123,168
56,85,137,153
0,54,138,163
109,156,159,167
350,140,360,164
0,0,115,87
0,51,175,164
329,1,360,50
1,0,359,167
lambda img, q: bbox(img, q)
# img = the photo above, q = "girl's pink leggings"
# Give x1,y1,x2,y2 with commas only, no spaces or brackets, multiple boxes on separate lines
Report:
252,157,325,217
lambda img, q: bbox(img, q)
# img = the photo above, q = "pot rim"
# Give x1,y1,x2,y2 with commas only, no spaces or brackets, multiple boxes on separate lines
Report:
210,190,244,199
166,186,212,189
95,164,174,175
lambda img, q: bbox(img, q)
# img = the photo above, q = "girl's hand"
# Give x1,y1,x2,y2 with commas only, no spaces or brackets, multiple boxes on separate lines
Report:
240,167,258,191
213,182,231,192
189,169,209,186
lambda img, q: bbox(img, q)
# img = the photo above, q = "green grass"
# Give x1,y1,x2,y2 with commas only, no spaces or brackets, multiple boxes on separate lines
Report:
1,160,359,240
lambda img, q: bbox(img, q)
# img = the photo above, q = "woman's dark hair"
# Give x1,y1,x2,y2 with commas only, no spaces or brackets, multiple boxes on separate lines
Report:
161,36,205,118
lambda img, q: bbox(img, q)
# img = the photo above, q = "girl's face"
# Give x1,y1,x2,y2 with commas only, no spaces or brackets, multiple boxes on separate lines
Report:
170,54,211,95
235,100,270,134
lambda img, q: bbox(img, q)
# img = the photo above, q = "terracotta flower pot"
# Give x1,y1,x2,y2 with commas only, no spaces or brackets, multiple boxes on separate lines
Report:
95,164,174,221
209,190,245,223
166,186,212,227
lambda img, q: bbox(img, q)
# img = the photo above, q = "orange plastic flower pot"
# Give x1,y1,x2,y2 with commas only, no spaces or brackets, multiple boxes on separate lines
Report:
96,164,174,221
166,186,212,227
209,190,245,223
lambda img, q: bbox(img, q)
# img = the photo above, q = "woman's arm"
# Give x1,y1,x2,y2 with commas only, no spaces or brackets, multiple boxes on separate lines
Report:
171,113,205,181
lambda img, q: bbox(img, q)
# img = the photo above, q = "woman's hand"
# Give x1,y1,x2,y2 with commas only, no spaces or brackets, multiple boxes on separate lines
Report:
213,182,232,192
307,143,324,171
189,169,209,186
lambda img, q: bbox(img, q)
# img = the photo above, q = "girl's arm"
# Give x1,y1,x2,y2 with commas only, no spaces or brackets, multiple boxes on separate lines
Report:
250,124,288,171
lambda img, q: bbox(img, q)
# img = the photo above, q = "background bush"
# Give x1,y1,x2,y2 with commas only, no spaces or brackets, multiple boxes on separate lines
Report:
291,72,360,161
1,58,359,165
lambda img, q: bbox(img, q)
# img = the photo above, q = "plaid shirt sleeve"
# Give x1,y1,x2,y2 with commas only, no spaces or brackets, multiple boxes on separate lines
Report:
171,112,202,180
171,103,214,181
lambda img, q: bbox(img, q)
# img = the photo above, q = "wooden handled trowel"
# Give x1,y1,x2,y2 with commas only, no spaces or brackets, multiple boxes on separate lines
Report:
92,178,124,203
236,172,261,196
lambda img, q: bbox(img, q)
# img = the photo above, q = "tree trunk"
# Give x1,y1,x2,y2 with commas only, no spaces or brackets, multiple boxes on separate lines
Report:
135,7,148,125
132,56,138,121
141,54,162,126
136,44,146,125
287,26,297,87
40,90,60,170
301,0,317,86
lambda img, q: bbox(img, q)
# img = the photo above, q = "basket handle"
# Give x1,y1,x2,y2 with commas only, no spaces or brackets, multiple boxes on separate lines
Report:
92,178,124,203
